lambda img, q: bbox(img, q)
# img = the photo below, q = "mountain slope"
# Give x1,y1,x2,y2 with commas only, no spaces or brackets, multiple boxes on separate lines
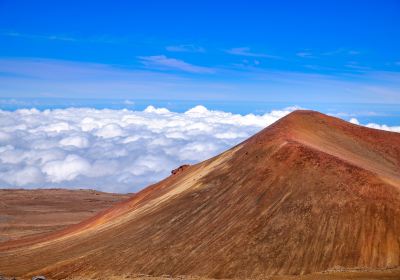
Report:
1,110,400,279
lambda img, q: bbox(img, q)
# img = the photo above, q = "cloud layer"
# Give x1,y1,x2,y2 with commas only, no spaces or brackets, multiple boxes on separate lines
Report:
0,106,298,192
1,106,398,193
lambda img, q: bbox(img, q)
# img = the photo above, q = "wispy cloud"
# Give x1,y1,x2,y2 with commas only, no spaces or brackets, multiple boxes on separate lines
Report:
226,47,280,59
0,31,120,44
123,99,135,105
1,31,78,42
297,49,359,59
322,48,360,56
138,55,215,74
166,44,205,53
0,58,399,103
345,61,371,71
296,51,314,58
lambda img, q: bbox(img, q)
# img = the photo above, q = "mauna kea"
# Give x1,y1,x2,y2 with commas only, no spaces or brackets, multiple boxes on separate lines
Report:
1,110,400,279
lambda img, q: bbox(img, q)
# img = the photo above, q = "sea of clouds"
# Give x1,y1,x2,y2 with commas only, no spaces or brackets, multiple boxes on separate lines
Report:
0,105,399,193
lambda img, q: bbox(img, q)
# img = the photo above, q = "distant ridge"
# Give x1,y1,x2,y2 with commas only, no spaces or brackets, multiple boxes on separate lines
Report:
0,188,130,242
1,110,400,279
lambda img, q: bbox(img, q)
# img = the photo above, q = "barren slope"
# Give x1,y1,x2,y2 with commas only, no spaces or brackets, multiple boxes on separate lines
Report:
1,110,400,279
0,189,130,242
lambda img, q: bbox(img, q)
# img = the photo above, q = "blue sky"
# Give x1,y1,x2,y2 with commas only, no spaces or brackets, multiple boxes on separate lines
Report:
0,0,400,104
1,1,400,191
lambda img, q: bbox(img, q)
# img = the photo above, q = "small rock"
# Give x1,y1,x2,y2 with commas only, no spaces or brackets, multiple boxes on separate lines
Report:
32,276,46,280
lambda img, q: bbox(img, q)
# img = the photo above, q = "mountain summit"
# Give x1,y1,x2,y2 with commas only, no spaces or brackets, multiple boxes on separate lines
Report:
1,110,400,279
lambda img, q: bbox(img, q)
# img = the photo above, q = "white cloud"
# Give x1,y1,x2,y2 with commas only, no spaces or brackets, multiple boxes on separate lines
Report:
226,47,280,59
59,135,90,148
43,122,71,132
349,118,360,125
138,55,215,74
144,105,171,114
95,123,124,139
42,154,91,183
3,166,44,186
0,131,12,143
0,106,398,193
349,118,400,132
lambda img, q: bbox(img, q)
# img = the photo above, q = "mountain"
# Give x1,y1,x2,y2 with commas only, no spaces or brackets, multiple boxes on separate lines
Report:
1,110,400,279
0,189,130,242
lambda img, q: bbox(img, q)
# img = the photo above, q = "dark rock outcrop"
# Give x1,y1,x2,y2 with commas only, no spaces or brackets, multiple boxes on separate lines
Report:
171,164,190,175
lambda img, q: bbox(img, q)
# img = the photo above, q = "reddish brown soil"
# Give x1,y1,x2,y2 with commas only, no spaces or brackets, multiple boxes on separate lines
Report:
0,189,130,242
0,110,399,280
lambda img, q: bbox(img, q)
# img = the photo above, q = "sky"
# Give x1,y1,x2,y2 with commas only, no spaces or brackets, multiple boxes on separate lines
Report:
0,0,400,104
1,1,400,192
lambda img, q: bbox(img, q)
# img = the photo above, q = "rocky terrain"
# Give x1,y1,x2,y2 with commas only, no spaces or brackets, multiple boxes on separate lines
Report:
1,110,399,279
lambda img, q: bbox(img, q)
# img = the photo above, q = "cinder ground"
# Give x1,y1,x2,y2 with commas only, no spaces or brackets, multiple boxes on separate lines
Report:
65,269,400,279
0,188,130,242
2,269,400,280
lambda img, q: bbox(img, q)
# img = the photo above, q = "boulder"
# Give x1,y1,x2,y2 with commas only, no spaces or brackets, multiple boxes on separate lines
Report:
170,164,190,175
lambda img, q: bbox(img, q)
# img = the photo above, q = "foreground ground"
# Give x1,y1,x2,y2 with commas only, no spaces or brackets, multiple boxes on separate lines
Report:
0,188,130,242
63,269,400,279
2,269,400,280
